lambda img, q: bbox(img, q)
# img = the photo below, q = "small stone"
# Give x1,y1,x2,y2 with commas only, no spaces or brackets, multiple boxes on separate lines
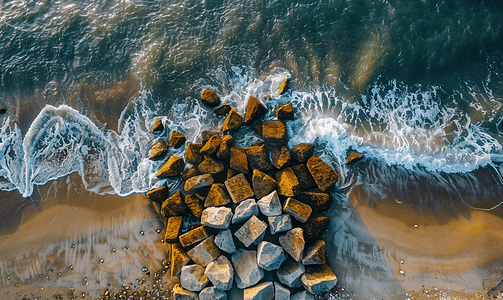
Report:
165,216,184,243
291,291,315,300
169,130,187,148
262,121,288,146
270,146,291,169
185,194,205,218
283,198,312,223
251,141,264,146
268,214,293,235
232,198,259,224
214,229,236,254
276,167,300,197
302,240,325,265
173,284,199,300
161,191,187,217
244,282,274,300
204,255,234,291
185,143,204,165
257,241,287,271
156,155,185,177
181,264,209,292
200,287,227,300
149,139,169,159
201,207,233,229
225,173,254,203
246,144,273,172
179,226,209,248
290,143,313,164
234,215,268,247
171,244,192,277
274,282,290,300
252,169,277,200
185,174,214,192
244,95,268,125
278,78,289,95
231,249,264,289
214,104,232,116
297,192,332,212
182,168,202,181
276,103,294,120
201,89,221,106
229,147,249,174
302,213,330,244
187,236,221,267
152,119,164,134
222,108,242,132
276,257,305,288
291,164,316,190
347,150,363,164
278,228,305,261
201,135,222,156
198,156,225,174
306,156,338,192
301,264,337,294
257,190,282,217
146,185,168,203
204,183,231,207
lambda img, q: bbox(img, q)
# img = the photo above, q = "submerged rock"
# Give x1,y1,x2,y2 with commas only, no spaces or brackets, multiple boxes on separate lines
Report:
244,95,268,125
347,150,363,164
149,138,169,159
161,191,187,217
146,185,169,203
201,89,221,106
276,103,294,120
231,249,264,289
169,130,187,148
156,155,185,177
306,156,338,192
222,108,242,132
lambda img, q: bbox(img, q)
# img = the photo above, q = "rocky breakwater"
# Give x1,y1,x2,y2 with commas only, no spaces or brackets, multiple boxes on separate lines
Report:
146,82,349,300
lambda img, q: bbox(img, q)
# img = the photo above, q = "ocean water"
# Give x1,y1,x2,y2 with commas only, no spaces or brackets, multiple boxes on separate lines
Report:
1,0,503,299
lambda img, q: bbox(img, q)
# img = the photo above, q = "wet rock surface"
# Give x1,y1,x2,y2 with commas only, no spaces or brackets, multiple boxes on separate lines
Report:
149,138,169,159
156,155,185,177
302,240,326,265
146,185,169,203
306,156,338,192
161,191,187,217
179,226,209,248
169,130,187,148
201,89,221,106
244,95,268,125
283,197,312,223
276,103,294,120
185,174,214,192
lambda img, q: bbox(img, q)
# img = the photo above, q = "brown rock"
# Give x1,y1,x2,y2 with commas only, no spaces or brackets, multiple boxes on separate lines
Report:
291,164,316,190
252,123,263,137
146,185,168,203
347,150,363,164
301,264,337,294
204,183,231,207
171,244,192,277
230,147,249,174
198,156,225,174
220,134,235,146
222,109,242,132
215,135,234,160
262,121,288,145
201,89,221,106
225,173,255,203
252,169,277,200
214,104,231,116
157,155,185,178
227,168,240,179
149,139,169,160
152,118,164,134
185,194,205,218
290,143,314,164
201,135,222,156
246,144,273,172
279,78,289,95
185,174,214,192
271,146,291,169
244,95,268,125
276,103,294,120
187,236,221,267
251,141,264,147
165,216,184,243
201,130,221,143
306,156,338,192
185,143,203,165
161,191,187,217
179,226,209,248
169,131,186,148
283,198,312,223
276,167,300,197
302,213,330,244
297,192,332,212
182,168,201,181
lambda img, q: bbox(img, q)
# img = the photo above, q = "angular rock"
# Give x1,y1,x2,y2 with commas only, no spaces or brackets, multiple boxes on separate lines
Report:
146,185,168,203
347,150,363,164
225,173,254,203
291,291,315,300
181,264,209,292
252,169,277,199
172,244,192,277
185,194,205,218
222,108,242,132
270,146,291,169
234,215,268,247
297,192,332,212
173,284,199,300
283,198,312,223
220,134,234,146
229,147,249,174
169,130,187,148
291,164,316,190
268,214,293,235
214,104,232,116
204,255,234,291
244,282,274,300
152,118,164,134
276,167,300,197
149,138,169,159
201,207,233,229
276,257,305,288
301,264,337,294
179,226,209,248
257,241,287,271
198,156,225,174
200,287,227,300
227,168,240,180
252,123,263,137
244,95,268,125
231,249,264,289
278,78,289,95
302,240,326,265
214,229,236,254
246,144,273,172
251,141,264,146
276,103,294,120
182,167,202,181
201,135,222,156
290,143,313,164
161,191,187,217
302,213,330,244
257,190,282,217
165,216,184,243
156,155,185,177
187,236,221,267
306,156,338,192
201,89,220,106
262,121,288,145
216,135,235,160
232,198,259,224
204,183,231,207
186,143,204,166
185,174,214,192
279,228,305,261
274,282,290,300
201,130,221,143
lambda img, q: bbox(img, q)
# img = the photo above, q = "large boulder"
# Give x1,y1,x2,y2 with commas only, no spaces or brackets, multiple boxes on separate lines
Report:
204,183,231,207
243,282,275,300
268,214,293,235
185,143,204,165
301,264,337,294
290,143,313,164
231,249,264,289
214,229,236,254
291,164,316,190
200,135,222,156
276,103,294,120
152,118,164,134
146,185,169,203
270,146,291,169
297,192,332,212
165,216,184,243
229,147,249,174
185,194,205,218
204,255,234,291
246,144,273,172
278,228,305,262
225,173,254,203
171,244,192,277
276,258,305,288
201,89,221,106
234,215,268,247
185,174,214,192
199,287,227,300
276,167,300,197
252,169,277,200
257,190,282,217
198,156,225,174
173,284,199,300
181,264,209,292
232,198,259,224
187,236,221,267
257,241,287,271
156,155,185,177
262,121,288,145
222,109,242,132
201,207,233,229
302,240,326,265
161,191,187,217
169,130,187,148
244,95,268,125
149,138,169,159
306,156,338,192
179,226,209,248
302,213,330,244
283,198,312,223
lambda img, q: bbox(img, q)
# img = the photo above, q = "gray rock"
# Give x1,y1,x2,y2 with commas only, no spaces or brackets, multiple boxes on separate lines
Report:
201,207,233,229
232,198,259,224
204,255,234,291
291,291,315,300
301,264,338,294
187,236,221,267
214,229,236,254
234,215,268,247
199,287,227,300
231,249,264,289
174,284,199,300
276,258,305,288
302,240,325,265
257,190,282,217
181,264,209,292
257,241,287,271
267,214,293,235
185,174,214,192
278,228,305,261
274,282,290,300
243,282,275,300
283,197,312,223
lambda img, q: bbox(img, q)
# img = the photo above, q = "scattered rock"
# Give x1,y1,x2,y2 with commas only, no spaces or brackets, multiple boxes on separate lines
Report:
276,103,294,120
156,155,185,177
199,287,227,300
290,143,313,164
214,229,236,254
306,156,338,192
187,236,221,267
291,164,316,190
276,258,305,288
270,146,291,169
244,95,268,125
262,121,288,146
301,264,337,294
291,291,315,300
152,119,164,134
274,282,290,300
278,78,289,95
173,283,199,300
169,131,187,148
186,143,204,165
182,168,202,181
302,213,330,244
252,169,277,199
268,214,293,235
347,150,363,164
302,240,325,265
297,192,332,212
229,147,249,174
165,216,184,243
198,156,225,174
231,249,264,289
246,144,273,172
185,174,214,192
201,135,222,156
276,167,300,197
201,207,233,229
149,139,169,159
161,191,187,217
257,190,282,217
283,198,312,223
244,282,274,300
232,198,259,224
201,89,221,107
204,255,234,291
222,109,242,132
225,173,254,203
201,130,221,143
278,228,305,262
171,244,192,277
214,104,232,116
204,183,231,207
179,226,209,248
146,185,169,203
185,194,205,218
181,264,209,292
234,215,268,247
257,241,287,271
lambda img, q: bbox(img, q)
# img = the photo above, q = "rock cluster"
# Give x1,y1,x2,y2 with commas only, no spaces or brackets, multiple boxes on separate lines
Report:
145,86,354,299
